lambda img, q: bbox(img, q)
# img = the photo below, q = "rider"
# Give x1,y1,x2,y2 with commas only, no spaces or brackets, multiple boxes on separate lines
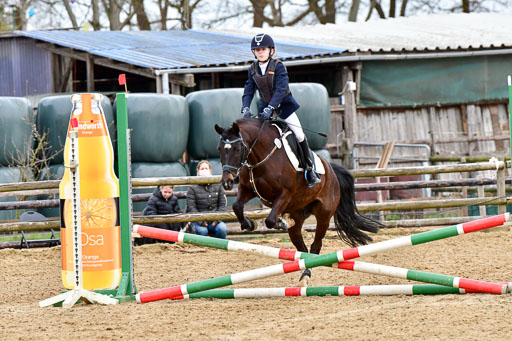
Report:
241,33,321,186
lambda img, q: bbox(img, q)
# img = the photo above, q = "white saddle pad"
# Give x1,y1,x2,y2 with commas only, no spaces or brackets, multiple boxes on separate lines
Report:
272,124,325,174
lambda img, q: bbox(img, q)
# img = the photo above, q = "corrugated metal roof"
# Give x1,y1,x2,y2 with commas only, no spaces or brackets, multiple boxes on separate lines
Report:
13,30,346,70
213,13,512,53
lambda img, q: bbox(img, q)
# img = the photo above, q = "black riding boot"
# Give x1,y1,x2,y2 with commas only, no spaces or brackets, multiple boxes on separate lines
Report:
299,138,321,186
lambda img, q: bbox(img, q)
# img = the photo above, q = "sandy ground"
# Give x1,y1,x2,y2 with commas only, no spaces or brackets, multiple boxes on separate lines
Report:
1,225,512,341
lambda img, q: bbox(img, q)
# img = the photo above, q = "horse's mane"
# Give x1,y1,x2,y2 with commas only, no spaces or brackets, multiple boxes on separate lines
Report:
234,118,263,129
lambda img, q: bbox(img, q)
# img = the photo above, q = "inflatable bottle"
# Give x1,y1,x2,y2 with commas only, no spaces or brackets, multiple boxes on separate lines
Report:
60,93,121,290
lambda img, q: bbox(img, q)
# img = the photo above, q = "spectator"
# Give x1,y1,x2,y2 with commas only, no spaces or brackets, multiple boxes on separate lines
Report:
137,185,183,245
186,160,228,239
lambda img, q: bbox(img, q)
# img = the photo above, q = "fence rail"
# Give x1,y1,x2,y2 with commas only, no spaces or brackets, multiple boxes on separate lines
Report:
0,160,510,233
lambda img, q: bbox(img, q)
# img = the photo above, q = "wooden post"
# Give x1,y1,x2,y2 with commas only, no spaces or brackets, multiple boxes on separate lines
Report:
376,142,395,221
156,75,162,93
461,157,468,216
86,55,94,92
477,185,486,217
497,157,506,214
428,107,438,155
170,82,180,95
342,67,357,169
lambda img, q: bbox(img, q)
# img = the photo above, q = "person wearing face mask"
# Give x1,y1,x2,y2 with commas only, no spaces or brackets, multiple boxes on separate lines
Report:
137,185,184,245
186,160,228,239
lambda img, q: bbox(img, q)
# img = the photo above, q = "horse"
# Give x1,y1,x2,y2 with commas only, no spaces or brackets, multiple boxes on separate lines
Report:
214,118,380,283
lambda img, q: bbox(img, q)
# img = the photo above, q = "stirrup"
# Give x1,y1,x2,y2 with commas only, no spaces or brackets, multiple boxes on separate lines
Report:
305,169,321,188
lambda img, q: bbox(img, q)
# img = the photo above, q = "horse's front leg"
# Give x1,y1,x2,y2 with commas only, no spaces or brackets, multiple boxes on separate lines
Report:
233,185,257,231
264,193,291,230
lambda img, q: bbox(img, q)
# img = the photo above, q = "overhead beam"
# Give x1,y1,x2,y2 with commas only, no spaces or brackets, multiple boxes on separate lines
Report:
36,43,155,78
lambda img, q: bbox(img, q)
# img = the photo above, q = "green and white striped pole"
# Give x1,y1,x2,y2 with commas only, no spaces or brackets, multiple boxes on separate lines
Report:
135,213,510,303
183,284,475,299
135,224,510,295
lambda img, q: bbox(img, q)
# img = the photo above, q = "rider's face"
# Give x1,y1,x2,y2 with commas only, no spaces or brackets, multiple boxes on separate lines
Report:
253,47,272,63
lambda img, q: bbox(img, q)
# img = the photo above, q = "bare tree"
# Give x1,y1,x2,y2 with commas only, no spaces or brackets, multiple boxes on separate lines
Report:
309,0,336,24
348,0,361,22
8,0,31,30
91,0,101,30
250,0,265,27
62,0,78,28
133,0,150,29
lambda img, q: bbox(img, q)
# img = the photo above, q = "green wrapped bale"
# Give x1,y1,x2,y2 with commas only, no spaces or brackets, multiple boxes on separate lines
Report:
186,88,258,159
0,167,28,221
120,94,188,163
0,97,33,167
37,94,114,165
35,164,64,219
131,162,190,213
290,83,330,150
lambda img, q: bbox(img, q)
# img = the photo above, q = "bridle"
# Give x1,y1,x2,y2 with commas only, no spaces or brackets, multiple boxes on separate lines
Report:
220,136,249,177
220,120,280,205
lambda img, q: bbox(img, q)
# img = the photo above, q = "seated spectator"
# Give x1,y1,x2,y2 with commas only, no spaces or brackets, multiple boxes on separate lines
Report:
186,160,228,239
137,185,183,245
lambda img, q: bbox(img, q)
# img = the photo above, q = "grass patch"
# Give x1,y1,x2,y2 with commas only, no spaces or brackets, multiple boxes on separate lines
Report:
0,231,60,242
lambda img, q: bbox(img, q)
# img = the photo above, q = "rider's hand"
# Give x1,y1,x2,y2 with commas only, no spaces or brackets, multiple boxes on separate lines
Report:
241,107,252,118
260,105,274,120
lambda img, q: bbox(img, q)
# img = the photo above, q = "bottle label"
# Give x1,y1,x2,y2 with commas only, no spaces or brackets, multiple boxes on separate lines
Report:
68,115,108,138
60,197,121,272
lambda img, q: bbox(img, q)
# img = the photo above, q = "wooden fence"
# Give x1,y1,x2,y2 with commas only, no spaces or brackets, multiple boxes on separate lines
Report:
0,160,509,233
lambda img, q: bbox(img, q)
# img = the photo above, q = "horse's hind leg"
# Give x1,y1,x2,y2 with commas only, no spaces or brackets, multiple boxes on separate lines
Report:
287,213,312,286
309,215,330,255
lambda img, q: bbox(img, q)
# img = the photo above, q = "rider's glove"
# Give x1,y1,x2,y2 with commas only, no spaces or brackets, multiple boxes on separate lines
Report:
261,105,275,120
241,107,252,118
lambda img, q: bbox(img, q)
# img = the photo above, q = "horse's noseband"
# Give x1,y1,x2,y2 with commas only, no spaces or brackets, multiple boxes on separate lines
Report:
221,136,248,176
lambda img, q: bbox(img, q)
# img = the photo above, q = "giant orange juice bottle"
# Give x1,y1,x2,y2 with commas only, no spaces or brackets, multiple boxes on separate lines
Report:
60,93,121,290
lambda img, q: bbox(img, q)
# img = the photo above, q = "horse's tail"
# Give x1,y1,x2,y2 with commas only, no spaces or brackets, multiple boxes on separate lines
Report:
331,163,381,247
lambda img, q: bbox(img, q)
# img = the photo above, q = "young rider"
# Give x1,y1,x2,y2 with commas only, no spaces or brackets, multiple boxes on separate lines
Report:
241,33,321,186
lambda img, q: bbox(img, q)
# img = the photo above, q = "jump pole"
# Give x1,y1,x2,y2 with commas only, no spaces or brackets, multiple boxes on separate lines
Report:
134,213,510,295
181,284,476,299
135,214,510,303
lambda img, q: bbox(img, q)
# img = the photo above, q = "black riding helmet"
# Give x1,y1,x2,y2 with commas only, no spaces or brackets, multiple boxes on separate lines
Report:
251,33,275,50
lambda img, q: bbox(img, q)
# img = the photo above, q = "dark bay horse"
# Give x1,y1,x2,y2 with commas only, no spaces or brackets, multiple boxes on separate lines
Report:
215,118,380,282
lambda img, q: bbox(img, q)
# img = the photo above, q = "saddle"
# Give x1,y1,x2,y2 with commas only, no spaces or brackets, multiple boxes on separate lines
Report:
271,121,325,174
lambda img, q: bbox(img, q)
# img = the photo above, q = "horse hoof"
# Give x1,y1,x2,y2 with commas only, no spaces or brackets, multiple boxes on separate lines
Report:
247,219,256,231
276,218,288,230
299,269,311,287
241,218,256,232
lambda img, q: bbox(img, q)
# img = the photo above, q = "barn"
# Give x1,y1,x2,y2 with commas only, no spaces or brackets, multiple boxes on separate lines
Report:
2,12,512,169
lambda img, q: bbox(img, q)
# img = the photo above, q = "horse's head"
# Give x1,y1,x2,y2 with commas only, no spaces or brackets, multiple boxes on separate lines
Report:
215,121,247,191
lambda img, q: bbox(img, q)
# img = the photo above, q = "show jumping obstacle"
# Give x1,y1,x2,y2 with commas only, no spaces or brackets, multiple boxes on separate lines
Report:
180,284,475,300
134,219,510,295
135,213,510,303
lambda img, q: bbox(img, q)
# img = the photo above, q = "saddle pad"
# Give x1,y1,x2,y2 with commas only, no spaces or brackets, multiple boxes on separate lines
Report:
271,124,325,174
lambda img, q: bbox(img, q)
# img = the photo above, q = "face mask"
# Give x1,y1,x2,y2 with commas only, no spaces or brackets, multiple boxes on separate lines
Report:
198,169,211,177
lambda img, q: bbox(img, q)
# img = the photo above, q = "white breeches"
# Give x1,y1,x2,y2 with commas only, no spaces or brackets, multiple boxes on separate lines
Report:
284,113,305,142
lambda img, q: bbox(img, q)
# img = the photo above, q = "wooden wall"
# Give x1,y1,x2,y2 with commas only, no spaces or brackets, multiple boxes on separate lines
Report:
327,101,510,184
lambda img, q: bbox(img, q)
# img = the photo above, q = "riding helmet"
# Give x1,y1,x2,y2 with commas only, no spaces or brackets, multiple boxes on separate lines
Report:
251,33,275,50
